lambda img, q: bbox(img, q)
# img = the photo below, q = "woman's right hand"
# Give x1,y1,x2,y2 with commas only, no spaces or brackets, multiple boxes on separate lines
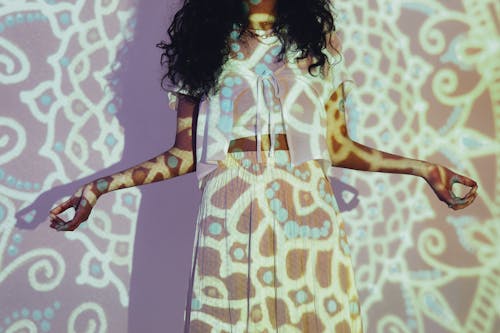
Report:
49,183,100,231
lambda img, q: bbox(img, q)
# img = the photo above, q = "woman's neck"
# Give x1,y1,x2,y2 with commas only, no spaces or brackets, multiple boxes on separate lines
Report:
244,0,277,30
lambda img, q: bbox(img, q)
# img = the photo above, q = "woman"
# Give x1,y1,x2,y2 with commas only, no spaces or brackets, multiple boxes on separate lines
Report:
49,0,478,331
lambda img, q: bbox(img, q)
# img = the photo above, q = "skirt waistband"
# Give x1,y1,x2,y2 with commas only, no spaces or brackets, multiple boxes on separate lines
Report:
200,150,330,195
228,133,289,153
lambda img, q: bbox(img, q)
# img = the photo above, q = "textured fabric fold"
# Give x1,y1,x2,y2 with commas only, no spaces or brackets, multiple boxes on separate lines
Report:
255,71,281,163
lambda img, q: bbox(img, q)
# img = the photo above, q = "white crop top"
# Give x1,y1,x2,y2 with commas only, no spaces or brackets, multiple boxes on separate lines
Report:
167,27,355,189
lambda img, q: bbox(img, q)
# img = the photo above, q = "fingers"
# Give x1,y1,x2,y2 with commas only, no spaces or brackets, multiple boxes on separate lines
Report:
56,221,81,231
49,196,75,215
446,170,478,199
457,175,477,188
448,190,478,210
49,214,66,230
49,212,86,231
59,207,89,231
449,196,475,210
49,194,88,231
450,171,477,188
452,179,478,200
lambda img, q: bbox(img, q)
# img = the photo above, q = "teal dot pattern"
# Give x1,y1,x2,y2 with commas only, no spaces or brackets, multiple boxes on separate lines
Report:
2,2,495,333
0,4,136,333
0,303,61,332
185,150,362,332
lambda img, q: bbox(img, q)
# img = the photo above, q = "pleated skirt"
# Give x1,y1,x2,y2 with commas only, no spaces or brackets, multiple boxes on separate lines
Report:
184,150,363,333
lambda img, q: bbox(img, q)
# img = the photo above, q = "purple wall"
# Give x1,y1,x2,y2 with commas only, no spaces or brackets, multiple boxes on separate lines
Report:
1,0,497,332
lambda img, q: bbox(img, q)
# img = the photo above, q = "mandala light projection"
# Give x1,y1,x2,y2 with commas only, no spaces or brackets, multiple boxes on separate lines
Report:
0,0,498,332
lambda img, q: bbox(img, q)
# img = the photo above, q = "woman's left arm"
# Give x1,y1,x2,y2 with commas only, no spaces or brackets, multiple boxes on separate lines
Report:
324,85,478,210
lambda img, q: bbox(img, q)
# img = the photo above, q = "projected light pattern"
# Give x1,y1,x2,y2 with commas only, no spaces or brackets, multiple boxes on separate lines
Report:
334,1,499,333
0,0,498,333
0,1,138,332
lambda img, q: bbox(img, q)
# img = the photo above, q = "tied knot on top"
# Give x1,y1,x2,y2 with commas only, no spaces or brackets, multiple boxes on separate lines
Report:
255,70,282,164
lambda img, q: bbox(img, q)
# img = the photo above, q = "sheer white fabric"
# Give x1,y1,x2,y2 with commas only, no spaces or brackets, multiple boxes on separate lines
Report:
167,29,356,189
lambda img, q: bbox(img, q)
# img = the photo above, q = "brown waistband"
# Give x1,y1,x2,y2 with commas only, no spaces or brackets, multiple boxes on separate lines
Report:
228,133,289,152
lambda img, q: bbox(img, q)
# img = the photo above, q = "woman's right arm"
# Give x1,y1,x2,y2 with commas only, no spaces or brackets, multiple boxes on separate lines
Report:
49,94,200,231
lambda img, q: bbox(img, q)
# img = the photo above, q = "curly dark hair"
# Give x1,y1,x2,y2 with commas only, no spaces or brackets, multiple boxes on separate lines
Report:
156,0,340,100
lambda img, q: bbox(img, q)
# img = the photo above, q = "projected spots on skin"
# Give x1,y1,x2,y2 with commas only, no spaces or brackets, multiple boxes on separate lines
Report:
96,179,109,192
167,156,178,168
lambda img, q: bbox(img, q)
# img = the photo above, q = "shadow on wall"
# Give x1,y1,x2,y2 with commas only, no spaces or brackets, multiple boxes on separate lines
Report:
15,0,359,331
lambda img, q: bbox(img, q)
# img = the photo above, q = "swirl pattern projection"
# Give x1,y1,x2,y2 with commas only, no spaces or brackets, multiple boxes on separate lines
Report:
0,0,498,332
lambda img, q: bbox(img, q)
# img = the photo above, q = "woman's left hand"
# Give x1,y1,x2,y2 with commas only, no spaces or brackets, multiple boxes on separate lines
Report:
423,163,478,210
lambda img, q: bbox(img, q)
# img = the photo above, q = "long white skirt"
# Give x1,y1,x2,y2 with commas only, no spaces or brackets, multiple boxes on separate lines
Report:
184,150,363,333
